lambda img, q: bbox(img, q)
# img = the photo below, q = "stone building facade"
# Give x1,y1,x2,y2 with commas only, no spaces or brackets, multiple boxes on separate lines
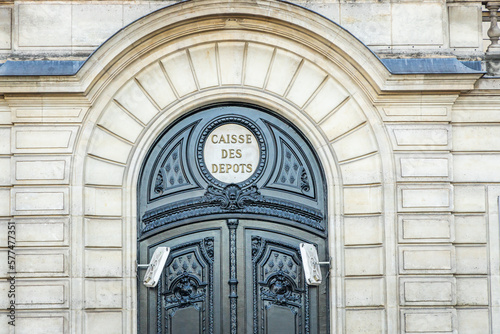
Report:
0,0,499,333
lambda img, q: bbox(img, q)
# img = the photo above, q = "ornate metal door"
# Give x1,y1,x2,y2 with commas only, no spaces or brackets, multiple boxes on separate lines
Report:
138,105,329,333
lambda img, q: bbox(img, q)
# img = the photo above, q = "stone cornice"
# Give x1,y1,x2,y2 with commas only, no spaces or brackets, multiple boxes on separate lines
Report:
0,0,485,96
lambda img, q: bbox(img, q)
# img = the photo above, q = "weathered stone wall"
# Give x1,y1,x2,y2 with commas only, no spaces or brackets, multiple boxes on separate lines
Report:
0,0,487,60
0,1,498,333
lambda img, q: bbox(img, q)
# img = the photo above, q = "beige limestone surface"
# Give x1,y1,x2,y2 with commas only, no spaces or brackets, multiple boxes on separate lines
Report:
0,0,488,60
0,0,497,333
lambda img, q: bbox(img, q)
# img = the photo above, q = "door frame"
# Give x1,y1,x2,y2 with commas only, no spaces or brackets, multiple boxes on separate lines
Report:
74,5,395,329
136,104,332,333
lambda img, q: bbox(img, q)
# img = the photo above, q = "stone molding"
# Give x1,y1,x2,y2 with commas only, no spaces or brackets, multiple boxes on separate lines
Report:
0,0,484,94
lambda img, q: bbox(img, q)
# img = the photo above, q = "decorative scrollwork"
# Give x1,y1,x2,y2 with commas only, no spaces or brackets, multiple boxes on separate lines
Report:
251,236,262,258
141,191,325,235
204,184,262,210
260,273,302,306
164,274,207,308
141,108,327,238
300,167,310,193
203,237,215,261
154,171,164,194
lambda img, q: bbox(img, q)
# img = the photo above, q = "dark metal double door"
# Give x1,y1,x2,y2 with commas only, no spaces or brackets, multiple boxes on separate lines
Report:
138,219,328,334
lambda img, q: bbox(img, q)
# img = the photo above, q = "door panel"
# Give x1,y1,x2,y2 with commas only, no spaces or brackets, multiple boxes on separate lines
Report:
138,220,327,334
249,235,308,334
163,238,215,334
242,222,327,334
138,227,224,334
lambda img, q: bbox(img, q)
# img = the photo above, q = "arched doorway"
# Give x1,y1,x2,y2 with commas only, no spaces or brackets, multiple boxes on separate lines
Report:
72,1,397,332
137,105,329,333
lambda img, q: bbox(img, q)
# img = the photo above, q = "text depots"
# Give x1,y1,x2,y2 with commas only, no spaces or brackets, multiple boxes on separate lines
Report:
203,123,260,184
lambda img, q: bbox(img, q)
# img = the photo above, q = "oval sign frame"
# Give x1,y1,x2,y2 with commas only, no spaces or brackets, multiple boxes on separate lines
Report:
203,123,260,184
197,115,267,188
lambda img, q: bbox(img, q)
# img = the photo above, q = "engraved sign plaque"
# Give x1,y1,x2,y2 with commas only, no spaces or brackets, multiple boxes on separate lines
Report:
203,123,260,183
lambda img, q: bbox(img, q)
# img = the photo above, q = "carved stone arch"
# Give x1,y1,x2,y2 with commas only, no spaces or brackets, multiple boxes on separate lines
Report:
71,1,396,332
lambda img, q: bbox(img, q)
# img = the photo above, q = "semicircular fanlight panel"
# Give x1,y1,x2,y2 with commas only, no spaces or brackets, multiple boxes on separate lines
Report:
139,105,327,237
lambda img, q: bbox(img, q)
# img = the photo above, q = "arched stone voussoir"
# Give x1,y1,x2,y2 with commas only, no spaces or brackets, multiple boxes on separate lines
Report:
77,0,391,97
85,84,382,194
105,39,362,123
83,33,387,189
